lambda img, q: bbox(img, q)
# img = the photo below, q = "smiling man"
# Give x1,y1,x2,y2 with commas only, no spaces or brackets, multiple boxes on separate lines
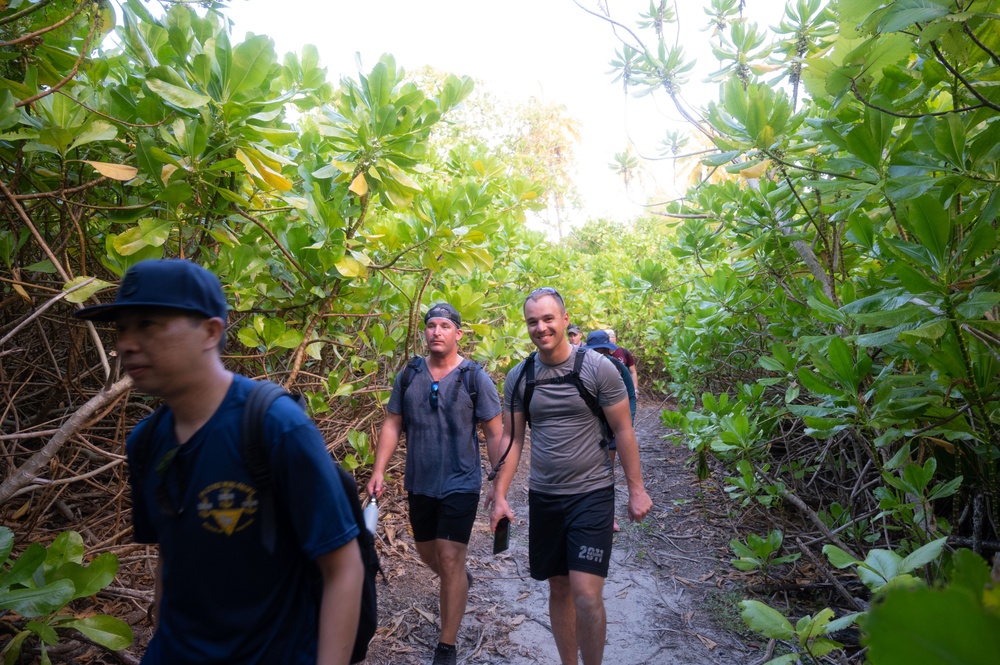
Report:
74,259,363,665
367,303,502,665
488,287,652,665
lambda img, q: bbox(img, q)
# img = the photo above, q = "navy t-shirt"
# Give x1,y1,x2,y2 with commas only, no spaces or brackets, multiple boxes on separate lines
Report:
128,374,359,665
387,358,502,498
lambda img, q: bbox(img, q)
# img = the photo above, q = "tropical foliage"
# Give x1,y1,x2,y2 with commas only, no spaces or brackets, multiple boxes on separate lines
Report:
587,0,1000,661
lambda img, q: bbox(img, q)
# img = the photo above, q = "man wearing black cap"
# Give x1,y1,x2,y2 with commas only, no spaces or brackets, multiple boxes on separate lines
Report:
367,302,503,665
567,324,583,346
74,259,364,665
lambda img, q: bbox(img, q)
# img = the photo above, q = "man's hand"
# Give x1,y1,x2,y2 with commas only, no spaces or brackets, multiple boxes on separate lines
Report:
627,487,653,523
365,473,385,499
489,495,515,532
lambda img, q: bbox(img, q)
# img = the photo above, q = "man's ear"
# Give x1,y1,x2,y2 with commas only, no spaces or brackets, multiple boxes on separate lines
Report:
202,316,226,351
456,327,464,341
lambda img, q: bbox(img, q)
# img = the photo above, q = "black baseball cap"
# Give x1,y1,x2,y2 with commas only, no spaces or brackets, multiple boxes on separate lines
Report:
584,329,618,352
567,324,581,334
424,302,461,327
74,259,228,323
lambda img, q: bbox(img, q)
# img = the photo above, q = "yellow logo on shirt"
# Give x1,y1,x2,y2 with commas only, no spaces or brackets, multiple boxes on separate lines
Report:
197,481,258,535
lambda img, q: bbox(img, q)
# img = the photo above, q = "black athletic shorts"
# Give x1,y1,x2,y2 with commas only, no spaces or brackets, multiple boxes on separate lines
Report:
408,492,479,544
528,485,615,580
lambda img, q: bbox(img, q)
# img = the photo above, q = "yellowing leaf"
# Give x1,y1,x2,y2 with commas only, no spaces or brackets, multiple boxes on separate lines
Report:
160,164,178,182
349,172,368,196
63,276,114,304
81,161,138,181
13,282,31,303
739,160,771,180
335,254,368,278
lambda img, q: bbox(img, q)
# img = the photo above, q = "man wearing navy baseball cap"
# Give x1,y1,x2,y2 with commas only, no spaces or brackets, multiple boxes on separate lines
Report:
75,259,364,665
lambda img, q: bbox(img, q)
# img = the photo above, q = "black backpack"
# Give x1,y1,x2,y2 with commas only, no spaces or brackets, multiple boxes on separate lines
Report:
133,380,380,664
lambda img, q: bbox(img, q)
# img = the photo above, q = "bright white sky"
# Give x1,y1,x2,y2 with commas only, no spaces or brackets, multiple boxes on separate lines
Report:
222,0,791,227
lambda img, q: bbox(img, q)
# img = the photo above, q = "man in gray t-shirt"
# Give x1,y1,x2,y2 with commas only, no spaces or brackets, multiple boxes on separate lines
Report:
487,287,652,665
368,303,502,665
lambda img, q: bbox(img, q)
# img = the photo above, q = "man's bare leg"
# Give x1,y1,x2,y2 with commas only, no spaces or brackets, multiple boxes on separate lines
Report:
548,572,607,665
415,539,469,645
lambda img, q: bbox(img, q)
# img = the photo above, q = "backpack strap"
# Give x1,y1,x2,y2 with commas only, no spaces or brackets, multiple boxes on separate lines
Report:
486,353,533,482
522,348,611,447
397,356,423,430
521,353,537,428
130,405,170,516
242,380,302,555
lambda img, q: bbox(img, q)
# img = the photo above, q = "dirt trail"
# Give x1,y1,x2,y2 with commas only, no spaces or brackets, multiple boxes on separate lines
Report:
362,398,755,665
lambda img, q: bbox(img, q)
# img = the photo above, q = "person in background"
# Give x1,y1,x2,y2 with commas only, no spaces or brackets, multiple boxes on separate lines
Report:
74,259,363,665
367,303,503,665
583,329,637,533
606,328,638,389
567,323,583,346
489,287,652,665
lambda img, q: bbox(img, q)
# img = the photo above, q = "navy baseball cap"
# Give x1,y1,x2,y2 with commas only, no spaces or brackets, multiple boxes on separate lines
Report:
74,259,228,323
424,302,461,327
567,324,581,334
584,329,618,352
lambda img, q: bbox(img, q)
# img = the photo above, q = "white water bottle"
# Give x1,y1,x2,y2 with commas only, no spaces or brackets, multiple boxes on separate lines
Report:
362,495,378,534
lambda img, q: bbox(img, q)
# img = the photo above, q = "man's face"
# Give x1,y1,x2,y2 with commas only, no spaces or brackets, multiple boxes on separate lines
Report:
567,330,582,345
524,295,569,354
424,318,462,357
115,308,218,397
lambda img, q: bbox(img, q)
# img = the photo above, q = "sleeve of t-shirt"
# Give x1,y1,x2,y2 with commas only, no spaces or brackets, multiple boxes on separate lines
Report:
591,354,627,408
267,401,360,560
503,362,526,413
473,368,502,422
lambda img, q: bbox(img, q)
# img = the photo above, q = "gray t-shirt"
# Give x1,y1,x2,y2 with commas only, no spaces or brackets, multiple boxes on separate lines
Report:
504,348,626,495
388,357,502,498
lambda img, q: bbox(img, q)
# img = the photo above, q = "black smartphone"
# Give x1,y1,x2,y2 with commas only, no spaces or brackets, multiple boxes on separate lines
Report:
493,517,510,555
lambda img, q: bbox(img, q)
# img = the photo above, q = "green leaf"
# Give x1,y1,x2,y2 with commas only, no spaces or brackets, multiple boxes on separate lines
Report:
50,553,118,599
68,121,118,151
0,527,12,566
0,579,74,616
877,0,952,33
44,531,85,572
227,35,275,100
823,545,858,569
112,218,173,256
899,536,947,574
863,586,1000,665
146,77,211,109
739,600,795,640
62,615,133,650
0,543,45,589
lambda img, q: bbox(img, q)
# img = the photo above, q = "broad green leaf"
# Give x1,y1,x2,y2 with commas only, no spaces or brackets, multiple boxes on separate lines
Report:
0,527,12,565
146,77,211,109
878,0,952,33
68,121,117,151
823,545,858,569
739,600,795,640
899,537,947,574
50,553,117,599
863,586,1000,665
61,615,133,650
0,579,74,616
0,543,45,588
227,35,275,100
44,531,84,571
113,219,173,256
25,620,59,646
